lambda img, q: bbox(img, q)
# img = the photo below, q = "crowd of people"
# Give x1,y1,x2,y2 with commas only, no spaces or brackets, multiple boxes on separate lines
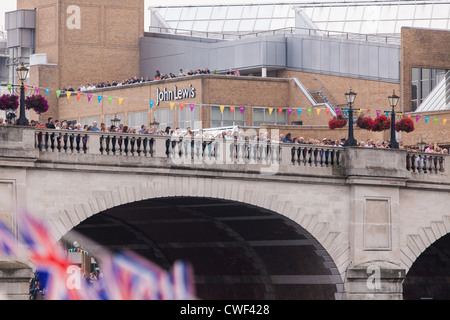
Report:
61,66,242,93
2,115,448,154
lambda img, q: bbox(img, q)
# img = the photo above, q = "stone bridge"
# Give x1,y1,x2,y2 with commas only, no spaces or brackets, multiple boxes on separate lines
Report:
0,126,449,300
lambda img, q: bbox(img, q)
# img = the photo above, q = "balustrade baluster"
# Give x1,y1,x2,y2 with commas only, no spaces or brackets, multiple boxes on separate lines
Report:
137,137,142,156
142,138,148,156
75,134,81,153
82,134,88,153
44,132,49,150
50,132,55,151
291,147,296,164
104,136,110,154
149,138,155,157
99,136,104,154
130,137,135,156
111,136,116,154
118,137,123,154
37,132,43,151
69,134,74,153
63,133,68,153
124,137,129,155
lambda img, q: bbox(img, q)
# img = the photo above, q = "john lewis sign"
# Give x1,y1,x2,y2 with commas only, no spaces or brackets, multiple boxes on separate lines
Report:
156,85,196,106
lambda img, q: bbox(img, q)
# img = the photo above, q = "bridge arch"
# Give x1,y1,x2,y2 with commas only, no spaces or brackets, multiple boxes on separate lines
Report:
47,177,350,299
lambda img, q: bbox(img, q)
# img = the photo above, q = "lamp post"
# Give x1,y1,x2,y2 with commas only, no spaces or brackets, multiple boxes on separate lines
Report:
344,87,357,147
110,114,121,128
16,62,29,126
387,90,400,149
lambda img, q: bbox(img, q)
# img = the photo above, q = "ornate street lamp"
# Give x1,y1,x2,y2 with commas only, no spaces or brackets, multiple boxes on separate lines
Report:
110,114,121,128
344,87,357,147
388,90,400,149
16,62,29,126
418,138,427,152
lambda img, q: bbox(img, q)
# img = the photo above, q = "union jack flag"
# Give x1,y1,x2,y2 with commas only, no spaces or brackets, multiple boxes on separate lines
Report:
16,211,101,300
99,250,196,300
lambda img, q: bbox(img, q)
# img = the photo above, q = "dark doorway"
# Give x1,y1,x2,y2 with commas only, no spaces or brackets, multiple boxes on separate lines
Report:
66,197,343,300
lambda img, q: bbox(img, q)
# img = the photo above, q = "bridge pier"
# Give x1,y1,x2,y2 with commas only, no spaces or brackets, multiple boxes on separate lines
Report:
0,260,33,300
345,265,405,300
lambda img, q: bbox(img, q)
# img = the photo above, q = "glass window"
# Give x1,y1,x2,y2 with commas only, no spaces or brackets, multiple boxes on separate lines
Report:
432,4,450,19
178,21,194,31
413,19,431,29
270,18,287,31
177,107,200,130
193,21,210,32
81,116,101,128
223,20,240,33
165,8,182,21
397,5,415,20
430,19,448,29
363,6,381,21
180,7,197,20
208,20,224,33
258,5,275,19
312,6,330,21
210,106,246,127
252,108,287,126
153,110,174,131
330,6,348,21
345,6,365,22
242,5,259,19
239,19,256,32
128,112,148,130
414,4,433,19
226,6,243,19
380,5,398,20
196,6,213,20
273,5,290,18
254,19,271,31
211,6,228,20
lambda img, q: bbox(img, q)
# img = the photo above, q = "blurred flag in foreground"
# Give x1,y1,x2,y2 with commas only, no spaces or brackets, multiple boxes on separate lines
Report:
0,210,196,300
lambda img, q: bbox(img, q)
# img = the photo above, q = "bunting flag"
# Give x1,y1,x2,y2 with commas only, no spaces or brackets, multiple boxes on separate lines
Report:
278,108,283,115
98,95,103,103
385,111,389,117
326,109,330,116
344,109,348,117
56,90,61,98
240,106,245,114
87,94,93,102
230,106,234,114
170,102,174,110
307,108,311,115
366,109,371,114
67,92,72,100
45,88,50,95
434,118,438,124
149,100,154,109
7,84,12,92
376,110,381,117
180,103,185,111
335,108,339,114
220,105,224,114
109,97,114,104
444,119,448,125
316,108,320,116
25,85,29,93
0,210,196,301
118,98,124,105
357,109,362,117
298,108,302,116
425,116,430,123
35,87,39,94
416,115,421,123
77,93,82,101
190,104,195,112
268,107,273,115
407,114,411,119
288,108,293,116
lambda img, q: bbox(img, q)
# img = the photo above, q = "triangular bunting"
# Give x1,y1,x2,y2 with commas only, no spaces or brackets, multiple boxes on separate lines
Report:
425,116,430,123
98,95,103,103
416,115,421,123
45,88,50,95
67,92,71,100
149,100,154,109
307,108,311,115
87,94,93,102
35,87,39,94
190,104,195,111
170,102,174,110
230,106,234,114
180,103,185,111
240,106,245,114
288,108,293,116
268,108,273,115
298,108,302,116
56,90,61,98
278,108,283,115
118,98,124,105
77,93,82,101
376,110,381,117
316,109,321,116
444,119,447,125
109,97,114,104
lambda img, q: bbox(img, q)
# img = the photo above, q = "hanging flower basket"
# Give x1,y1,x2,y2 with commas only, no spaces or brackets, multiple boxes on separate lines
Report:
25,94,49,115
371,115,391,132
0,94,19,111
328,114,347,130
395,118,415,133
356,116,373,130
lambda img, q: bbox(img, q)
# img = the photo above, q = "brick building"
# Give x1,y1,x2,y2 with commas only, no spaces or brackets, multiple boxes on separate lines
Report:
7,1,450,147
